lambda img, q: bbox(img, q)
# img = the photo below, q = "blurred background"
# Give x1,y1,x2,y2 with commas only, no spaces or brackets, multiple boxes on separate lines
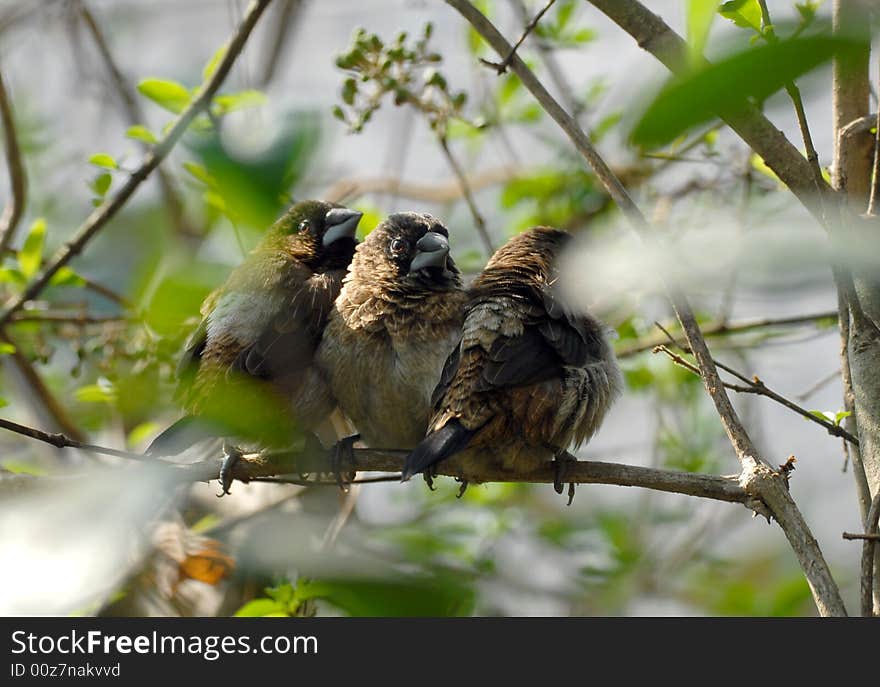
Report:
0,0,875,616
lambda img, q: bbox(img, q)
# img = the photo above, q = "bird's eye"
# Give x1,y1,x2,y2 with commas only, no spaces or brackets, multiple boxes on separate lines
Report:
298,219,311,233
390,237,409,255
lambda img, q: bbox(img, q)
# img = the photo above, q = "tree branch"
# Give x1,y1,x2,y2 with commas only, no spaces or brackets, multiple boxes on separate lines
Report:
446,0,847,616
0,414,762,510
583,0,832,224
0,0,274,328
0,68,27,256
654,343,858,446
75,0,193,239
859,492,880,616
480,0,556,74
437,135,494,253
616,310,839,357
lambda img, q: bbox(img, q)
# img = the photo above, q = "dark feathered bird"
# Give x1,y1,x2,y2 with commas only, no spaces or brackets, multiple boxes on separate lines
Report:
147,200,362,458
316,212,468,451
401,226,622,501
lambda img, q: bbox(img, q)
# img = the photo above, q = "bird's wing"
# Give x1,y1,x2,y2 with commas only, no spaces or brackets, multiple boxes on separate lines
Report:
480,287,604,391
230,274,337,384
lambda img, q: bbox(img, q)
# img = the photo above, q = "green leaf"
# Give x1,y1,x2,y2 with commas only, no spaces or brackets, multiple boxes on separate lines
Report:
88,153,117,170
0,342,16,355
687,0,718,60
18,218,46,278
212,90,267,115
126,125,158,144
203,45,228,81
49,266,86,288
834,411,852,425
75,379,117,404
233,599,287,617
631,35,861,148
90,173,112,197
0,266,25,286
719,0,763,32
137,78,192,114
182,161,214,186
298,577,474,617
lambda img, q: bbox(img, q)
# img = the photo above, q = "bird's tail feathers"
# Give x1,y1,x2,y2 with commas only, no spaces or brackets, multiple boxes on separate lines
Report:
144,415,228,457
401,420,475,482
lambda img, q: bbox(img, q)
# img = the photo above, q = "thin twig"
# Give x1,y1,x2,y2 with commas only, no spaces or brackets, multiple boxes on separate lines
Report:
868,55,880,216
0,68,27,256
585,0,830,223
756,0,826,195
795,368,842,403
76,0,193,239
843,532,880,541
0,0,275,328
654,343,858,446
0,416,145,460
9,311,124,325
323,166,523,204
258,0,304,87
447,0,847,616
480,0,556,74
437,135,494,253
80,276,131,308
616,310,838,357
860,493,880,616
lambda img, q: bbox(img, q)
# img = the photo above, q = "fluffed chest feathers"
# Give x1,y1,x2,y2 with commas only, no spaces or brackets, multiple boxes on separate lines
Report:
319,318,461,449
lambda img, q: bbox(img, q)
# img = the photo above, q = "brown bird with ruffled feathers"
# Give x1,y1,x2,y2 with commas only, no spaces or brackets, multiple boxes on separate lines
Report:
316,212,467,457
401,226,622,502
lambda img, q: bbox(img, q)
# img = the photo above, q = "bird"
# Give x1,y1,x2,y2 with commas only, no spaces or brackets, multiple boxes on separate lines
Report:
146,199,363,490
400,226,622,503
315,212,468,463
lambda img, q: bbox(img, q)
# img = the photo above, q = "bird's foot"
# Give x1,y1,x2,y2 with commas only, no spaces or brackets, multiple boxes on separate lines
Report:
422,463,438,491
456,480,469,499
553,451,577,506
330,433,360,493
218,441,244,497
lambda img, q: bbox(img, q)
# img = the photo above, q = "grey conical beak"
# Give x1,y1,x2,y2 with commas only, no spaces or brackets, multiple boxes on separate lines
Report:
409,231,450,273
322,208,363,247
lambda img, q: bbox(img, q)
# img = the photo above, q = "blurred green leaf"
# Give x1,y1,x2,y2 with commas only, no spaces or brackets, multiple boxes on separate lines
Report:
182,161,215,187
75,378,117,404
631,35,862,148
299,577,474,617
687,0,718,60
126,125,158,144
88,153,117,170
213,90,267,115
719,0,763,32
18,218,46,279
0,342,16,355
90,173,112,197
234,599,287,617
49,266,86,288
203,45,228,81
137,78,192,114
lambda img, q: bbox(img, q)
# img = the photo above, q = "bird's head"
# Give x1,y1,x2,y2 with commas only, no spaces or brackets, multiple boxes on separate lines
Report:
264,200,362,271
349,212,462,297
475,226,572,295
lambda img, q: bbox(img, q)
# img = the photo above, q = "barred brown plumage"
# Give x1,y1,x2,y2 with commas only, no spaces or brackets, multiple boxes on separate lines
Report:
402,226,623,502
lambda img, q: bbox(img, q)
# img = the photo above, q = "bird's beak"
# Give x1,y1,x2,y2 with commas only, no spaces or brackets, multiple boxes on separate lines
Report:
409,231,450,273
322,208,363,247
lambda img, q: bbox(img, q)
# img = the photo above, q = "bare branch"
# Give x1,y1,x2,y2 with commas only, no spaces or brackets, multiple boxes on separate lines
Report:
258,0,305,87
860,492,880,616
583,0,832,223
324,166,522,204
0,0,275,328
653,344,858,446
446,0,847,616
843,532,880,541
437,135,495,253
480,0,556,74
0,415,758,510
868,56,880,216
75,1,197,239
756,0,825,193
617,310,839,358
0,68,27,255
